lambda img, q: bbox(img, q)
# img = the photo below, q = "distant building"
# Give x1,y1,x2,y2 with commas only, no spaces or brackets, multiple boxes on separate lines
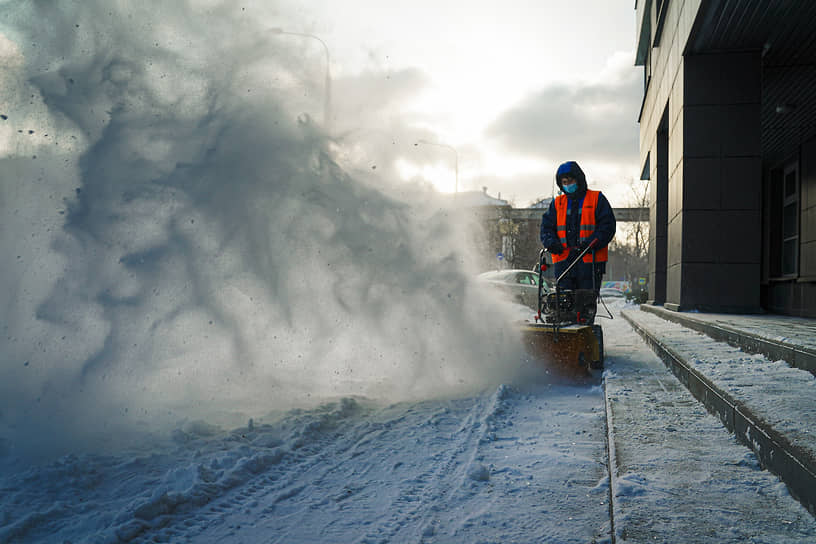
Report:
452,188,519,272
447,186,509,208
529,197,553,209
635,1,816,317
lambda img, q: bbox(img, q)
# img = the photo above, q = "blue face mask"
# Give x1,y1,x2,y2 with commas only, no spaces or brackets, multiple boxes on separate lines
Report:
562,182,578,194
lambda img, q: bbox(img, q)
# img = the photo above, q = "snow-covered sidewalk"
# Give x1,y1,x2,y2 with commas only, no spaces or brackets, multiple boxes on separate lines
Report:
621,305,816,517
0,386,613,543
652,308,816,352
603,310,816,542
638,305,816,372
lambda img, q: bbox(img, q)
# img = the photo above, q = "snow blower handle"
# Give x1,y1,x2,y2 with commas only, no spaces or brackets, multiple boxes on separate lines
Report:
536,248,547,321
556,238,598,285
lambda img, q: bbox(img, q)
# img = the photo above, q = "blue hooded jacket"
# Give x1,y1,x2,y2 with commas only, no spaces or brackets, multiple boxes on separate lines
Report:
540,161,616,276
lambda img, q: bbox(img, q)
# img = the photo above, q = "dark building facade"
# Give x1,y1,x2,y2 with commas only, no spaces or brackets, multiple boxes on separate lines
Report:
636,0,816,317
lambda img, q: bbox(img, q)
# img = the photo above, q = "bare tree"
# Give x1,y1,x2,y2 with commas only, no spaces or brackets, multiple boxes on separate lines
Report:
607,178,650,284
627,177,650,261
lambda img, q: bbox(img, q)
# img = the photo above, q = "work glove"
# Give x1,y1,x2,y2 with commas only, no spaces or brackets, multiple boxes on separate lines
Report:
575,238,597,252
547,242,566,254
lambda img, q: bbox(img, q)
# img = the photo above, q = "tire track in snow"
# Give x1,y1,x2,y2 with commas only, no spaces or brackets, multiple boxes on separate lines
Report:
354,386,511,543
84,398,370,543
104,380,609,543
148,395,488,543
147,398,387,543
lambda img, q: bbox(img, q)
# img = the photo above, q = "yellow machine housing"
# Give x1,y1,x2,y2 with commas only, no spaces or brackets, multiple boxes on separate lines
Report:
520,322,601,377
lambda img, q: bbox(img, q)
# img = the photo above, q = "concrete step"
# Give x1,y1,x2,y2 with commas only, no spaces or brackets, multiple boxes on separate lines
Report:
640,304,816,375
620,307,816,517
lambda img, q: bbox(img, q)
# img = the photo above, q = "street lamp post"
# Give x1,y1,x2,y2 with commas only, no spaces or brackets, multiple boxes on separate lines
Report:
269,28,332,130
415,139,459,194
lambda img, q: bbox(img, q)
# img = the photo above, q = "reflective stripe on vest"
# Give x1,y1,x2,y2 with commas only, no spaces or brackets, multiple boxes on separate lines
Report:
551,190,608,264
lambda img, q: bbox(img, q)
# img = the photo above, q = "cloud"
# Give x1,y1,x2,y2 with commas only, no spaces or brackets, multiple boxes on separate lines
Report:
486,54,641,165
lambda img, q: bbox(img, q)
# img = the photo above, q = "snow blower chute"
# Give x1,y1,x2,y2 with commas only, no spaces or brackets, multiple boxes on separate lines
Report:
520,241,605,377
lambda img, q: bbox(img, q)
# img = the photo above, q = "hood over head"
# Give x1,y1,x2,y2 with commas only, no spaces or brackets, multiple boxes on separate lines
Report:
555,161,587,197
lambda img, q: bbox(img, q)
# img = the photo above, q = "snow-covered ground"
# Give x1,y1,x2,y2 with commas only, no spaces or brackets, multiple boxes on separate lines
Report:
0,360,612,543
620,307,816,469
2,3,816,542
605,305,816,542
2,299,815,543
656,310,816,352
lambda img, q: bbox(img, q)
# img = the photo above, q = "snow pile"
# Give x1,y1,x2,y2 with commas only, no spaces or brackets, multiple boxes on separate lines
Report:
0,1,525,463
0,398,362,542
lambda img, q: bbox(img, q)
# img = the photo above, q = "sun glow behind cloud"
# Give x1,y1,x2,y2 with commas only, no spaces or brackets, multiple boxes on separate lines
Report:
1,1,641,207
284,0,641,205
395,158,457,193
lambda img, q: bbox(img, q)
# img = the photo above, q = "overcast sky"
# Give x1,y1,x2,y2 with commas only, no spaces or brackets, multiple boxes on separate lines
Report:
0,0,642,207
271,0,642,206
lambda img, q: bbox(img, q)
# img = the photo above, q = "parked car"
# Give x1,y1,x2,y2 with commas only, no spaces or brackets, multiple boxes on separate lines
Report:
477,269,551,309
601,280,631,293
599,287,626,298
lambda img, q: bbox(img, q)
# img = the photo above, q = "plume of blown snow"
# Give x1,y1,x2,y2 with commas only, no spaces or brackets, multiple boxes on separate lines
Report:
0,0,526,462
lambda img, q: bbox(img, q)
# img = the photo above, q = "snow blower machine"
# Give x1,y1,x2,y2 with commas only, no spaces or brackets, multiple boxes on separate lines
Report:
520,240,607,378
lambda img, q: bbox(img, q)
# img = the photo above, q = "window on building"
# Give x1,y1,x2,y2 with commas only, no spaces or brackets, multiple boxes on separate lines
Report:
781,163,799,276
653,0,670,46
644,45,652,93
640,151,651,180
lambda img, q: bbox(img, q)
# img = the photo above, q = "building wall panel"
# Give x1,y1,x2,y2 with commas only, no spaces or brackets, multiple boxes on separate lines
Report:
722,157,762,211
681,262,760,310
722,103,762,157
683,157,720,210
638,0,816,315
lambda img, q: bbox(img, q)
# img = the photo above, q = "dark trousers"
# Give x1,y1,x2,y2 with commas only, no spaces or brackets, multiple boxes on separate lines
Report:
551,260,604,324
552,259,605,292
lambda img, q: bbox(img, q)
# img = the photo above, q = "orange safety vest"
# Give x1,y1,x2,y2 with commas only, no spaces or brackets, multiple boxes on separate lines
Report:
552,190,609,264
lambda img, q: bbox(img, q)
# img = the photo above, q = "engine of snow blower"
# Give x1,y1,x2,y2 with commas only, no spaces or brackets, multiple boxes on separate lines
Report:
538,288,597,326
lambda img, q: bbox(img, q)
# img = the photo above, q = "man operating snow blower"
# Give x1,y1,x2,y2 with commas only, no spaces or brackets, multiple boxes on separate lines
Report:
519,160,616,376
540,161,616,324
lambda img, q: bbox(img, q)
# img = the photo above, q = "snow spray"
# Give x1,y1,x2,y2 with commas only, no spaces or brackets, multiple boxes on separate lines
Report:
0,1,525,461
